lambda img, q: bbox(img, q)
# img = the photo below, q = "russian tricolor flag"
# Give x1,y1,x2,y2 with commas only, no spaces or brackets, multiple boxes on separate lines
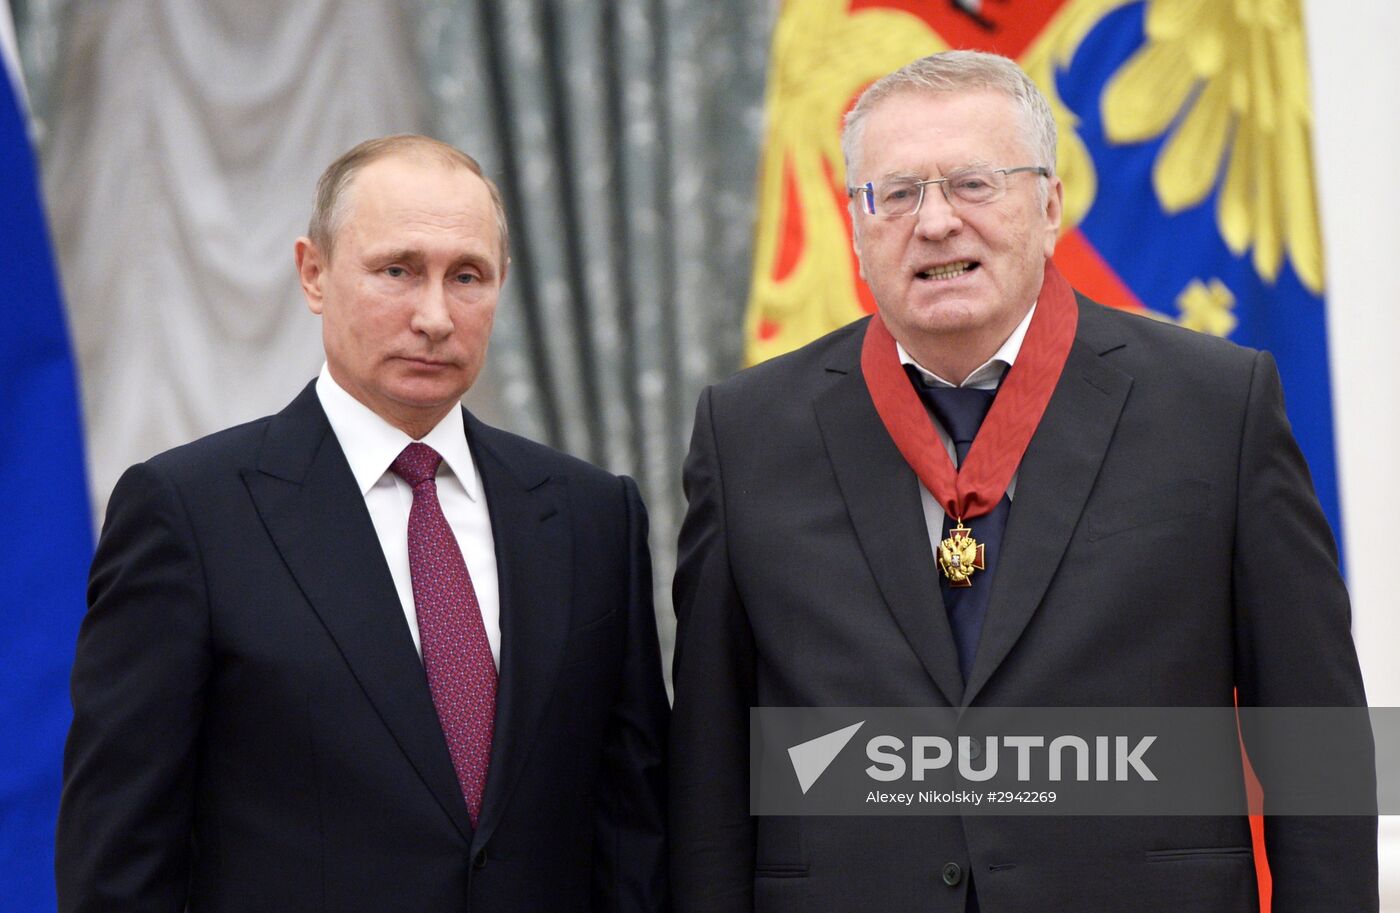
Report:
0,3,93,909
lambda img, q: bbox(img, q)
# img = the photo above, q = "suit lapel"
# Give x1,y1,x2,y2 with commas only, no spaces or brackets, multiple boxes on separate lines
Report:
464,414,572,852
242,384,476,844
815,345,966,707
963,302,1133,704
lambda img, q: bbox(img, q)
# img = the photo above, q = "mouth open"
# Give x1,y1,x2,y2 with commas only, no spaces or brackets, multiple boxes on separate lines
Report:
915,260,978,281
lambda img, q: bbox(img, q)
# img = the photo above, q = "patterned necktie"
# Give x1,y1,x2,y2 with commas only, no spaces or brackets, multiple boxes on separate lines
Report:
390,442,496,825
906,367,1011,685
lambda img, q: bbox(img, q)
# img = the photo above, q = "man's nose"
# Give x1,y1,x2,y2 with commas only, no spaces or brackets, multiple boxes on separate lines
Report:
410,282,454,340
914,185,963,240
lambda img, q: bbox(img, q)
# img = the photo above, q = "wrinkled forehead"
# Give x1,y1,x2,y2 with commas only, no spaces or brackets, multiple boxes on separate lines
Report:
854,87,1030,175
341,158,499,250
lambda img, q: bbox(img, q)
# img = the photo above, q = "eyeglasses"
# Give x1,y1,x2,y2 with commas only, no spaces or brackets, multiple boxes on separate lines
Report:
850,166,1050,217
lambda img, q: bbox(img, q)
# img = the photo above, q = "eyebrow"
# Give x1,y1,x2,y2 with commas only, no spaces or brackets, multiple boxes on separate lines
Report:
368,248,425,265
878,170,926,182
877,161,997,182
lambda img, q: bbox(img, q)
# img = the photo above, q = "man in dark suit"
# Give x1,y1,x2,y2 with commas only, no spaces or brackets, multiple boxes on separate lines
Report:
669,51,1375,912
57,135,669,912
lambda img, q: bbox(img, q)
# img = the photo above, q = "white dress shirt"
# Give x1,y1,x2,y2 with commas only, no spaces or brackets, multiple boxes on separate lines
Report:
315,364,501,668
897,303,1036,554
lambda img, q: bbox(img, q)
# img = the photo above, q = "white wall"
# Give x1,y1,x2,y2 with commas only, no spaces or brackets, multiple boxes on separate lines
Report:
1305,1,1400,906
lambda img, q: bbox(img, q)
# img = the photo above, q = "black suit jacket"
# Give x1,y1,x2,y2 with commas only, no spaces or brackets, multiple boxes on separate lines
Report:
57,382,669,913
669,298,1375,912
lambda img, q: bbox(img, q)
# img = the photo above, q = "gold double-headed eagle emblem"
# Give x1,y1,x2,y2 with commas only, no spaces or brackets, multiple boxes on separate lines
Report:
936,522,985,588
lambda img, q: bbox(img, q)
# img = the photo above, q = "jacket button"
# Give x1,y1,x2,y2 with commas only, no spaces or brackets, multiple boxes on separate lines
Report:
967,739,982,760
941,862,962,886
473,849,488,870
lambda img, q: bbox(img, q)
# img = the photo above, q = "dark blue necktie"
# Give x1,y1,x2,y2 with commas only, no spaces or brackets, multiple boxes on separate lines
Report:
906,366,1011,685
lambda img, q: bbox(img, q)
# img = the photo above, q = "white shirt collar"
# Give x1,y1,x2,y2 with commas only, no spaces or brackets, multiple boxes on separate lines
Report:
314,363,480,501
897,301,1038,390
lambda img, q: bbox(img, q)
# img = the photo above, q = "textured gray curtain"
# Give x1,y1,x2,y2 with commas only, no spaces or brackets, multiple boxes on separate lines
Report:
411,0,776,657
17,0,430,525
17,0,776,662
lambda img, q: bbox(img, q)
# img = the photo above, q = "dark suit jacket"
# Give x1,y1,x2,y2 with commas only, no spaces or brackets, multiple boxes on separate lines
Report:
669,297,1375,912
57,382,669,913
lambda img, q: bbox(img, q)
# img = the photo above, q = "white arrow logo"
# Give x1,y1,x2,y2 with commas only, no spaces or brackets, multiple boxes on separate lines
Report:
787,721,865,794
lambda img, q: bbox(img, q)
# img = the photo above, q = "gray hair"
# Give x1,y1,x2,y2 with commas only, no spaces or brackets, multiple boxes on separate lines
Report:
307,134,510,265
841,50,1057,182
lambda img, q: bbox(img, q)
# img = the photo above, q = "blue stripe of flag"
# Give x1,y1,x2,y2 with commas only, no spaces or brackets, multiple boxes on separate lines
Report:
0,51,93,913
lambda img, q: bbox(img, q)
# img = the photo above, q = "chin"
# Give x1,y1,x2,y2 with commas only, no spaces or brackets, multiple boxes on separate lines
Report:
898,302,990,336
386,377,470,409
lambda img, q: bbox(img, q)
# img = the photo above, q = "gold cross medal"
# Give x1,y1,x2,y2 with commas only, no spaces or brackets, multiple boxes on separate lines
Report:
937,521,984,588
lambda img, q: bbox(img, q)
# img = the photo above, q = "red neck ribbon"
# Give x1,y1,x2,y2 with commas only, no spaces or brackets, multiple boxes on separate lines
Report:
860,260,1078,522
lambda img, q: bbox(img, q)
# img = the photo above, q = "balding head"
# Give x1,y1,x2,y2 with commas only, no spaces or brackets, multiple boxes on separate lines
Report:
307,134,510,266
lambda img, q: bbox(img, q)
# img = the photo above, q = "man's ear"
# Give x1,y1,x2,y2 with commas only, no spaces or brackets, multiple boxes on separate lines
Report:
294,237,327,315
1043,177,1064,259
850,205,868,282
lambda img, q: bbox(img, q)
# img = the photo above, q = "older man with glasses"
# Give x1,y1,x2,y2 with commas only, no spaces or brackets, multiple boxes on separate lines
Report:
669,50,1375,913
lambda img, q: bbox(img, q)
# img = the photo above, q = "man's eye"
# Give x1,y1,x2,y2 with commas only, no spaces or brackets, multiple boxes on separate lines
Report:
384,266,408,278
953,177,988,191
455,273,479,285
883,186,915,203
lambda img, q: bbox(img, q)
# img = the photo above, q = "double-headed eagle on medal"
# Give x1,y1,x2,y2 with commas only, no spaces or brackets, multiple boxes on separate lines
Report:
937,523,986,588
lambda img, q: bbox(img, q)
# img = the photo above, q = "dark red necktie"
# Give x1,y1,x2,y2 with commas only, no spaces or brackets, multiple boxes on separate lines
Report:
390,442,496,825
